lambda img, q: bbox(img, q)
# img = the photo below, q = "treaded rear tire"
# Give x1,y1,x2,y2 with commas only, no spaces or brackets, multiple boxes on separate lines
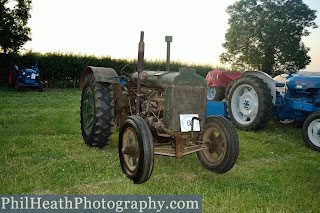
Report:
227,75,273,131
225,79,238,101
214,86,225,101
80,73,115,148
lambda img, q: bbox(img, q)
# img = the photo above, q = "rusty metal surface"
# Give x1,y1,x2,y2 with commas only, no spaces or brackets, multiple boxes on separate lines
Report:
165,36,172,71
135,31,145,114
153,135,208,157
130,69,207,89
164,86,207,134
182,145,207,155
175,136,186,158
154,148,176,157
122,126,140,173
130,69,208,135
154,145,207,157
201,126,227,162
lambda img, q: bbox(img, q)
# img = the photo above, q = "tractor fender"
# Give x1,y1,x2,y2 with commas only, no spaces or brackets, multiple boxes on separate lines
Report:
79,66,120,90
242,71,276,105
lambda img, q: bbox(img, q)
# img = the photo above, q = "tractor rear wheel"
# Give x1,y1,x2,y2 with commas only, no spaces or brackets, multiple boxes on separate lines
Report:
80,73,114,148
197,116,239,173
227,75,273,131
119,115,154,184
302,112,320,151
225,79,238,101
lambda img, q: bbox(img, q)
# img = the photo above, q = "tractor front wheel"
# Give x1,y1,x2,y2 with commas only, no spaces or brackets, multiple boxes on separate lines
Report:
197,116,239,173
119,116,154,184
302,112,320,151
80,73,114,148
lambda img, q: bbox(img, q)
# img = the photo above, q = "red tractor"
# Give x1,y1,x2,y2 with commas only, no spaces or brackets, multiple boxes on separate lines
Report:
206,69,241,101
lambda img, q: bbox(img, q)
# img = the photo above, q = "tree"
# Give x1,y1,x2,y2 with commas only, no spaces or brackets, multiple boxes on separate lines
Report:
220,0,317,75
0,0,32,54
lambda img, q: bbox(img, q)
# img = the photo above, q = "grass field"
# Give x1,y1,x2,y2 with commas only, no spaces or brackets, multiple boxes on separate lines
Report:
0,86,319,212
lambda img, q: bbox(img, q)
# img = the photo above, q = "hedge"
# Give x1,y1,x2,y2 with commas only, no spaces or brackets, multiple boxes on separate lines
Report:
0,51,220,88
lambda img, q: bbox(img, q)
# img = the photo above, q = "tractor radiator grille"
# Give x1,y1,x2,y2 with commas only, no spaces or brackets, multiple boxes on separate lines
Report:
163,86,206,134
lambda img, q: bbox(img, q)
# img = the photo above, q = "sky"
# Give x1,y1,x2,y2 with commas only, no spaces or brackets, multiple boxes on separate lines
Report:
20,0,320,72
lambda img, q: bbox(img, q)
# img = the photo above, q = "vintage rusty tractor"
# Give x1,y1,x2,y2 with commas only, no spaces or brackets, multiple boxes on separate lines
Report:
79,32,239,183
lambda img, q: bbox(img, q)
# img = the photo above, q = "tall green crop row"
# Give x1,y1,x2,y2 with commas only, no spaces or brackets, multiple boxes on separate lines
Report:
0,51,219,87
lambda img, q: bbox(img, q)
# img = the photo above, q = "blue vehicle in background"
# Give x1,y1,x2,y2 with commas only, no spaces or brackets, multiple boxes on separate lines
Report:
206,71,320,151
9,62,43,92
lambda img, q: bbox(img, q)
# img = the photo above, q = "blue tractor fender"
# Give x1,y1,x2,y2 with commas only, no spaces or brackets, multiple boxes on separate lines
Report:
79,66,120,90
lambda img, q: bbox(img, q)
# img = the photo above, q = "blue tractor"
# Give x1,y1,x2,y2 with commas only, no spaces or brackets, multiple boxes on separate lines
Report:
206,71,320,151
273,74,320,151
9,62,43,92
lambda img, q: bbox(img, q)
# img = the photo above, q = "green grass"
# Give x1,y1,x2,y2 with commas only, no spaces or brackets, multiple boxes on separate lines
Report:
0,86,319,212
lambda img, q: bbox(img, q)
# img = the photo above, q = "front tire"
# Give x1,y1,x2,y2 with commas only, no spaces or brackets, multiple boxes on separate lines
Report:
119,115,154,184
80,74,115,148
302,112,320,151
197,116,239,173
227,75,273,131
